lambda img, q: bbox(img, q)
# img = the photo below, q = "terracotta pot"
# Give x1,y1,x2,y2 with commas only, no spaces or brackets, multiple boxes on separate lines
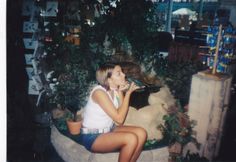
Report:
66,119,82,135
168,142,182,154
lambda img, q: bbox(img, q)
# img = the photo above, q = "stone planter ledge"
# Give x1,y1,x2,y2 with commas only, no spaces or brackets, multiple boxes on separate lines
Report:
51,126,169,162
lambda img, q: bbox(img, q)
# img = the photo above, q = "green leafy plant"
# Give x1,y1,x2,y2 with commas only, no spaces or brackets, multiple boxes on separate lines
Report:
49,50,95,122
42,1,162,114
159,101,200,161
153,58,207,106
42,21,102,116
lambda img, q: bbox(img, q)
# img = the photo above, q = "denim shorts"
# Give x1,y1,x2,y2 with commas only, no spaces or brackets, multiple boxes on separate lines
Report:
81,133,101,151
81,124,116,151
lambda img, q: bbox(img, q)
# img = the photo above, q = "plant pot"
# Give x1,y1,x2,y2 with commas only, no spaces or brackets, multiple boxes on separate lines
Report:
66,119,82,135
168,142,182,154
168,142,183,162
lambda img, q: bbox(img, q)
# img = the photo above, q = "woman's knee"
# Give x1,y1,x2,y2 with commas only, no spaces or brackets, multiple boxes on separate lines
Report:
136,127,147,142
123,133,138,147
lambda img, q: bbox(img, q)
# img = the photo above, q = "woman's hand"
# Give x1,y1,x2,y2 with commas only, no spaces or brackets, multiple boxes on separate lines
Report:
118,81,130,92
125,82,140,94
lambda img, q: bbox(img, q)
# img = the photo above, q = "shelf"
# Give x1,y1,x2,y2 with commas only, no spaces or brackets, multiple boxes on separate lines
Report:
198,52,214,57
199,46,209,49
224,34,236,38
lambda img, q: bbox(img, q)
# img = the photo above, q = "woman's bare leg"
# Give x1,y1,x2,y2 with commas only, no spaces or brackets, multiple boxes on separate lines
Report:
91,132,138,162
113,126,147,162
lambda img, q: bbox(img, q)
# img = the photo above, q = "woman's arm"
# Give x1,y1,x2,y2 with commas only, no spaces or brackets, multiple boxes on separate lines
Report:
92,82,138,125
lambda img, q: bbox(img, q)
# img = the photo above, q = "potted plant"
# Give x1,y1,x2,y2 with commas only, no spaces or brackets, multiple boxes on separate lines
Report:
65,95,83,135
54,63,92,134
49,60,91,134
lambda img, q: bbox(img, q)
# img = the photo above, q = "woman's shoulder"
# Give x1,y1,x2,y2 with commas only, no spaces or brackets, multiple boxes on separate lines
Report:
90,85,107,94
89,85,108,101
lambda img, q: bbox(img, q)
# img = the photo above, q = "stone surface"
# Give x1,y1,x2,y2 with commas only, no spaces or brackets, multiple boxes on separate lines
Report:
124,86,176,140
186,72,232,160
51,126,169,162
51,85,174,162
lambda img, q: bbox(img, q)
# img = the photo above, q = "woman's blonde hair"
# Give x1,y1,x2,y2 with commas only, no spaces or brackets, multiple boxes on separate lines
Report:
96,62,118,90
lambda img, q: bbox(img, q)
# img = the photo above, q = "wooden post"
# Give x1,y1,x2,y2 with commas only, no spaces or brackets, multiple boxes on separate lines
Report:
212,24,222,74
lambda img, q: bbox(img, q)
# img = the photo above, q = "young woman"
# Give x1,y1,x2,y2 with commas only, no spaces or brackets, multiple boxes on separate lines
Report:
81,62,147,162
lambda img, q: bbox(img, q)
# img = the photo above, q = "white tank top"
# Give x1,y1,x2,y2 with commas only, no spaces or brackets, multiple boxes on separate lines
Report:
82,85,119,129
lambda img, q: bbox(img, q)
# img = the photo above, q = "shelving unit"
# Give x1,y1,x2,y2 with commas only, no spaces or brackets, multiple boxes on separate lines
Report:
187,21,235,160
199,23,236,76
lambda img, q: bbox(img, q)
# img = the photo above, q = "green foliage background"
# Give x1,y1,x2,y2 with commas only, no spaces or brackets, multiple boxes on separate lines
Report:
43,2,207,158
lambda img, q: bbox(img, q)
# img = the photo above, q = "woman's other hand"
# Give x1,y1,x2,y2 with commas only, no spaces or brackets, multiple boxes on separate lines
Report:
125,82,140,94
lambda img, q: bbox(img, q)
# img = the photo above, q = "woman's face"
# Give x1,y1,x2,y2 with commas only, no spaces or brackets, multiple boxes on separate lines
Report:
109,65,126,87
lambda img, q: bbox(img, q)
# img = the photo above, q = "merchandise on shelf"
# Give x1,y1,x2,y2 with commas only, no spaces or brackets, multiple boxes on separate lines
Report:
203,22,236,73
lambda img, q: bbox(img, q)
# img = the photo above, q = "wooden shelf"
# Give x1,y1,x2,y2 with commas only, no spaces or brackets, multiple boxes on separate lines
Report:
198,52,214,57
199,46,209,49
